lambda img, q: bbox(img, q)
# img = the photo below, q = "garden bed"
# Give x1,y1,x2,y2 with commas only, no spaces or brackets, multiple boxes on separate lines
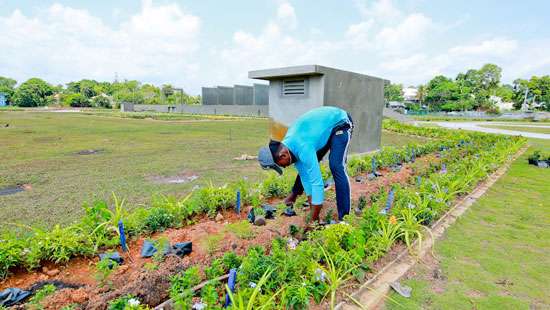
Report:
0,120,526,309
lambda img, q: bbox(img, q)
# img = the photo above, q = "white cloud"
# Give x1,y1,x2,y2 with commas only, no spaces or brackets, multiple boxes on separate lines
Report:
0,0,200,88
355,0,403,22
276,1,297,30
449,38,518,57
375,13,433,54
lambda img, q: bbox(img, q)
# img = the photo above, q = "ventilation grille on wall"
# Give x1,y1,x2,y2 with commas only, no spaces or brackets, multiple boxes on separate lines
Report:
282,79,306,95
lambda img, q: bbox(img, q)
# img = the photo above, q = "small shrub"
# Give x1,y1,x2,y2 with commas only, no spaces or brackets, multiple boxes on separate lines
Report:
222,251,242,270
225,220,255,239
205,258,225,279
95,256,119,287
170,266,201,308
143,207,174,233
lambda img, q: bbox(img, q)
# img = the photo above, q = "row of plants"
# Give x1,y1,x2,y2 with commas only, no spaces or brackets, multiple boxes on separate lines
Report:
0,120,512,279
0,121,524,307
157,125,525,309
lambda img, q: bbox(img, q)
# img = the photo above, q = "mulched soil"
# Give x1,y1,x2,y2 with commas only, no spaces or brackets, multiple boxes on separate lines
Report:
0,154,438,309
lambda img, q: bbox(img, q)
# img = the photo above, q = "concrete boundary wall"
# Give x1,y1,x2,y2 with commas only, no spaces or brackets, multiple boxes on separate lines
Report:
121,103,268,117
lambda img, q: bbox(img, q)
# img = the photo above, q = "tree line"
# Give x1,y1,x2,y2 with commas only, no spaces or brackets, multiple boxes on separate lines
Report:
384,63,550,112
0,77,200,108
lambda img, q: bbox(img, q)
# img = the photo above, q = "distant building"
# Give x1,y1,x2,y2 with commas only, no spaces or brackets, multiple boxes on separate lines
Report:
0,93,6,107
403,87,418,102
490,95,514,111
388,101,406,109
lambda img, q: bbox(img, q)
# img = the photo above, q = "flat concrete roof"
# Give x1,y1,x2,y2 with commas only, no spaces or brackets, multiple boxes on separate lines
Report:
248,64,387,82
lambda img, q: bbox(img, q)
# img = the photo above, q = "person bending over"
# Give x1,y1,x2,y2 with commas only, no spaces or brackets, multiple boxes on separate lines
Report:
258,106,353,223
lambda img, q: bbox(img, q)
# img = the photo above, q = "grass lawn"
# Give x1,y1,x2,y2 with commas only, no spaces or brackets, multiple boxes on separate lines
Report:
479,124,550,134
386,138,550,309
0,111,424,229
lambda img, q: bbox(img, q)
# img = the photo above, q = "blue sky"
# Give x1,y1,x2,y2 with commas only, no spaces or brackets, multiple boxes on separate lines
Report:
1,0,549,94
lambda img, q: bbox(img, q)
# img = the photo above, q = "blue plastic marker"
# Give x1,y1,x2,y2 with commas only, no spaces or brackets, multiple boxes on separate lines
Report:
118,220,127,252
236,190,241,214
380,188,395,215
416,176,421,187
224,268,237,307
371,157,377,173
411,149,416,162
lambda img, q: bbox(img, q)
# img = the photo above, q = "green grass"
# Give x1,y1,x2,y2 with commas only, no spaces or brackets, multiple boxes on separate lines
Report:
386,138,550,309
479,124,550,134
0,111,423,229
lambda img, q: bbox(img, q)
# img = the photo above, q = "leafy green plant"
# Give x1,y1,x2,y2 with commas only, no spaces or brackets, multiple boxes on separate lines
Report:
108,294,149,310
0,234,24,279
28,284,56,309
205,258,225,279
143,207,174,233
318,246,358,310
169,266,201,309
95,256,119,287
222,251,242,270
260,174,292,198
200,282,221,308
225,268,282,310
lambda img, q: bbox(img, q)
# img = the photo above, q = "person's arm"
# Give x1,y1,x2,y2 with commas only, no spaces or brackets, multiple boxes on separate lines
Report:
301,148,324,206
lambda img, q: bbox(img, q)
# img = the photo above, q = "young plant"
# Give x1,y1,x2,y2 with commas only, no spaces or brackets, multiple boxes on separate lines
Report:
95,257,119,288
225,268,282,310
203,233,224,255
225,220,255,239
318,246,358,310
170,266,201,309
28,284,56,310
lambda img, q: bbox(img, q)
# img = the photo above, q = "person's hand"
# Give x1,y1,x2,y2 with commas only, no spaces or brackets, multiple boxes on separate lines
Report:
310,204,322,223
284,192,298,206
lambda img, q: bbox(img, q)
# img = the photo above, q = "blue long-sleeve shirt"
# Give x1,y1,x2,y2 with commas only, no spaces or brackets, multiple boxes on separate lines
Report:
282,106,350,205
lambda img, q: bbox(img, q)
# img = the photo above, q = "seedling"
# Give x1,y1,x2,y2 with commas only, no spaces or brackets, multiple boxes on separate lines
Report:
203,233,223,254
28,284,56,310
226,220,255,239
95,257,119,288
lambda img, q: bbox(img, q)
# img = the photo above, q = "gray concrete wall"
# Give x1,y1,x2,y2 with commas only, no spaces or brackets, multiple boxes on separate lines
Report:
217,86,234,105
234,85,254,105
253,84,269,105
321,67,385,153
120,102,267,117
202,87,219,105
179,104,268,116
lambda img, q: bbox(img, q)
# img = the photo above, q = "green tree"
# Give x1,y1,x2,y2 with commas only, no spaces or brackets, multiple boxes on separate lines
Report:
65,93,91,107
384,83,404,102
92,95,112,108
0,76,17,104
13,78,53,107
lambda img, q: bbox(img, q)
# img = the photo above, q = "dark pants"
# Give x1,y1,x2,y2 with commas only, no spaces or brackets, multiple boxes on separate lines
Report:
291,116,353,221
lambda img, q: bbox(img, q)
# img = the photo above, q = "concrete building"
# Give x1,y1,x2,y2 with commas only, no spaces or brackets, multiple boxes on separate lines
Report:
201,84,268,106
249,65,387,153
403,87,418,102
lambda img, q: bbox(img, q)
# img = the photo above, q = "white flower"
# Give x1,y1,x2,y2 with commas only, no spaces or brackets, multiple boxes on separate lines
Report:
192,302,207,310
249,282,257,288
315,268,327,282
128,298,140,306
